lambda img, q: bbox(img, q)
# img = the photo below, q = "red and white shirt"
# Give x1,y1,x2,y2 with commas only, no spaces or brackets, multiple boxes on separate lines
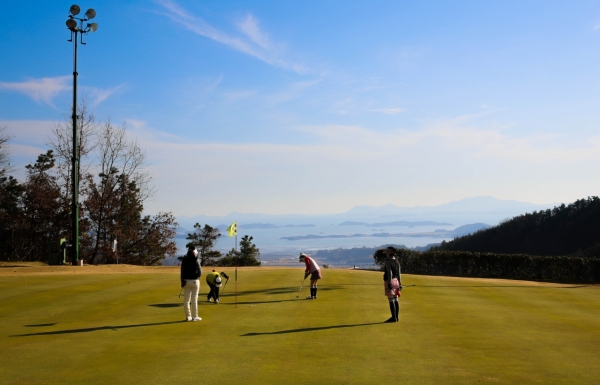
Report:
304,256,320,273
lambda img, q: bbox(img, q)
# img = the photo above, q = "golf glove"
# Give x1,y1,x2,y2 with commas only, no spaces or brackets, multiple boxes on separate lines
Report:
181,280,186,288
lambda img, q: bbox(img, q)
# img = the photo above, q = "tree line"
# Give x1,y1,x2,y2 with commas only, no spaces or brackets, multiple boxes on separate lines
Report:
372,248,600,284
432,196,600,258
0,103,177,265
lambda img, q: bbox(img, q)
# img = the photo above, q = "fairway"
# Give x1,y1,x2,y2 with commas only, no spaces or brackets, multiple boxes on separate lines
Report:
1,265,599,384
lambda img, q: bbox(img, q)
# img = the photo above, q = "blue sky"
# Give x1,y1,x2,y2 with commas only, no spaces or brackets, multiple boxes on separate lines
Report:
1,1,600,216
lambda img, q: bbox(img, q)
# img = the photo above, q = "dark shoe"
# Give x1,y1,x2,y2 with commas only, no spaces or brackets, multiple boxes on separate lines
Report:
384,317,396,323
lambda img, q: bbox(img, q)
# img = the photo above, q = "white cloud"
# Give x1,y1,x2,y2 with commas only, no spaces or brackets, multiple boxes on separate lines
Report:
131,118,600,215
369,107,406,115
266,77,323,104
0,77,122,107
81,84,126,107
0,120,55,147
4,117,600,216
154,0,306,73
0,76,70,107
237,15,271,49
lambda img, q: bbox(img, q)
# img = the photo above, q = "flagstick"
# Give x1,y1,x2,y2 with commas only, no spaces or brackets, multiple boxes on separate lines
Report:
235,232,238,309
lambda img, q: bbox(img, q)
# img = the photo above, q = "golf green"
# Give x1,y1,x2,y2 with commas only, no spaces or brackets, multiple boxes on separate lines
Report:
1,265,599,384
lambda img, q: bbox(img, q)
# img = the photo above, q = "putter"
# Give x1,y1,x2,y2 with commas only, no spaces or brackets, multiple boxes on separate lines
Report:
295,277,306,298
178,288,183,298
403,284,416,287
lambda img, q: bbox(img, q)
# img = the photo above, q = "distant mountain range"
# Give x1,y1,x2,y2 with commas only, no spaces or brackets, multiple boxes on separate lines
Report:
176,196,555,230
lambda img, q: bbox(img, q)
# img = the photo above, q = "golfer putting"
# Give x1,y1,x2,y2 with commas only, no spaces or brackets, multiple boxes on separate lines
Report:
383,246,402,323
206,270,230,304
299,253,322,299
180,246,202,322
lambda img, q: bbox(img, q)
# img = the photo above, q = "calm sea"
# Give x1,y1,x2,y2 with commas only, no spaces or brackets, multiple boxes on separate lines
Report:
175,224,454,260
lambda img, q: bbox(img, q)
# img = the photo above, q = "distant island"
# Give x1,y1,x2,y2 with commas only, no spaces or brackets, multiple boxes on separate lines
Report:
338,220,453,227
281,233,448,241
280,223,490,241
215,223,315,230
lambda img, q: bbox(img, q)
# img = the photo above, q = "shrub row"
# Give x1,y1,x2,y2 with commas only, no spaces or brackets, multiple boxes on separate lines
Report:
391,250,600,283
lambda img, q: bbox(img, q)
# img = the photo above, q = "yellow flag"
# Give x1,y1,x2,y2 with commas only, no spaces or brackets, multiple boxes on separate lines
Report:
227,222,237,237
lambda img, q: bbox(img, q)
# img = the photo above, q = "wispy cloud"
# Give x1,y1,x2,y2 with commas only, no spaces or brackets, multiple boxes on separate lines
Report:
81,84,126,107
0,76,71,107
237,14,271,49
127,117,600,215
0,77,122,107
154,0,306,73
5,116,598,216
369,107,406,115
266,77,324,104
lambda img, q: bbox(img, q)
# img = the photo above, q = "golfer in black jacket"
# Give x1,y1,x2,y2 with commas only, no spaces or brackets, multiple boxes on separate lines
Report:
180,246,202,321
383,246,402,323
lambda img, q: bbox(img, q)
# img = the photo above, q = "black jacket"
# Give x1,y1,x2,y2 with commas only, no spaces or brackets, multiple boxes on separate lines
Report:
383,257,401,283
180,254,202,280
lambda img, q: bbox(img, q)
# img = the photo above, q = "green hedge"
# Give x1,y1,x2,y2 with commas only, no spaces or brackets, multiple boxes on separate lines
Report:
383,250,600,283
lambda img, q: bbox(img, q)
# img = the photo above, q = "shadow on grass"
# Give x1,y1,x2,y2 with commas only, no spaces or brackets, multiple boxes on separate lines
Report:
151,298,302,307
219,299,304,305
25,323,57,327
149,303,182,308
12,320,184,337
241,322,381,336
415,285,589,288
0,265,31,268
225,285,344,297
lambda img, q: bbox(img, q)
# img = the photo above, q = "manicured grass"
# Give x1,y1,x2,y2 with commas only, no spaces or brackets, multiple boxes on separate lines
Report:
1,266,599,384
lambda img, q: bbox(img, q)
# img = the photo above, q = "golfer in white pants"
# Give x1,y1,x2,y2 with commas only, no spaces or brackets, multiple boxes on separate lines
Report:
180,246,202,321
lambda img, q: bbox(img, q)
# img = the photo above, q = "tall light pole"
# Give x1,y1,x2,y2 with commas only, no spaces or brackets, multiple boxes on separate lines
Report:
66,4,98,265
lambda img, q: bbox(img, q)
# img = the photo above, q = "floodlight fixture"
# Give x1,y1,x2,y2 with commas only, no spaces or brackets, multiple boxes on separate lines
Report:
85,8,96,19
70,4,81,15
87,22,98,32
66,19,77,30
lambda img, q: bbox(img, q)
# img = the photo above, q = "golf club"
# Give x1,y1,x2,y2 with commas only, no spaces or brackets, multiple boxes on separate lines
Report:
221,278,229,295
296,277,306,298
403,284,416,287
178,288,183,298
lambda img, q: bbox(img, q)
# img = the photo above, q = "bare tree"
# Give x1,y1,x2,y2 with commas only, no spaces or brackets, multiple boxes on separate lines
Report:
47,102,167,264
47,100,100,231
0,125,13,173
83,121,156,263
94,120,155,202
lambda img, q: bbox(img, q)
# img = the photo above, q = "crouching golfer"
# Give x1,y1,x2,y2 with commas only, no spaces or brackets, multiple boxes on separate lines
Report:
299,253,322,299
383,246,402,323
206,270,229,304
180,246,202,322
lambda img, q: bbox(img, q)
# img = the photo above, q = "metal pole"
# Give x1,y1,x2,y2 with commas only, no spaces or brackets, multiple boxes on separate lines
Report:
71,30,80,265
235,233,238,308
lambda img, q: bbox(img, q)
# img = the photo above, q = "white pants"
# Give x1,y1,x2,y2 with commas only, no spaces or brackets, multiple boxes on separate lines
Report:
183,279,200,318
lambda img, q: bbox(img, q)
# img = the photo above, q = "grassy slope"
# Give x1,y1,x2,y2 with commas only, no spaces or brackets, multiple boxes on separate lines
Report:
1,266,599,384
